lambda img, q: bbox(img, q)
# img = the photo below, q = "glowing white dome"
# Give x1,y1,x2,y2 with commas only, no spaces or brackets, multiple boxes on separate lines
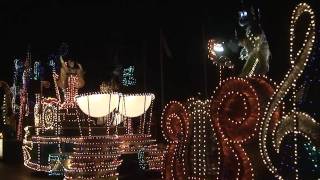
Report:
118,93,154,118
76,93,119,118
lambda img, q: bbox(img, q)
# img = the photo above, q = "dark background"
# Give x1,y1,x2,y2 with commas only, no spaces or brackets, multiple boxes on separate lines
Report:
0,0,319,115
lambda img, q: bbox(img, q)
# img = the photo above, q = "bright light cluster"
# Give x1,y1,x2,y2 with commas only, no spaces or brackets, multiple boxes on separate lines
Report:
208,39,234,69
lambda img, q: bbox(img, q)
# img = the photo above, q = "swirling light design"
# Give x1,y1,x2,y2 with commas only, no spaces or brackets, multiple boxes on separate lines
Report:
211,77,260,179
161,101,190,180
275,111,320,153
259,3,316,179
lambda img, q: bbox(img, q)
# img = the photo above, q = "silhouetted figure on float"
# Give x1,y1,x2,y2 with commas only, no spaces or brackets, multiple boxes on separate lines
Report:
207,3,271,78
57,56,85,105
237,5,271,77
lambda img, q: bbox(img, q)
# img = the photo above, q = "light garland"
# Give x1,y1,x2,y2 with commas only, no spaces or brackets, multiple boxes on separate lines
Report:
64,136,122,179
186,98,220,179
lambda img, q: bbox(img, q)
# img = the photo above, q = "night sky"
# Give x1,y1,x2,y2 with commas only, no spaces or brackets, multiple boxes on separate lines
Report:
0,0,319,110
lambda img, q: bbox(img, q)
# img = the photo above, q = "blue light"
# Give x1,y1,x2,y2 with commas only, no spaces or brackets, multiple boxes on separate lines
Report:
34,61,40,80
122,66,136,87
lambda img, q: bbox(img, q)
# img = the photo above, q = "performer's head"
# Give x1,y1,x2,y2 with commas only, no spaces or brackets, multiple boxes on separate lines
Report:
237,1,263,37
238,0,261,28
67,59,75,68
62,53,77,69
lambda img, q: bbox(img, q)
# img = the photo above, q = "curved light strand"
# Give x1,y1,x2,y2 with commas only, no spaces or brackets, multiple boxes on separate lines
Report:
259,3,316,179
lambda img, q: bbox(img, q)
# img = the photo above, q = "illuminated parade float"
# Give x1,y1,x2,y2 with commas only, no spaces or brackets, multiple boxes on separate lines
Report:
0,2,319,180
160,3,320,180
18,53,164,179
0,40,163,179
